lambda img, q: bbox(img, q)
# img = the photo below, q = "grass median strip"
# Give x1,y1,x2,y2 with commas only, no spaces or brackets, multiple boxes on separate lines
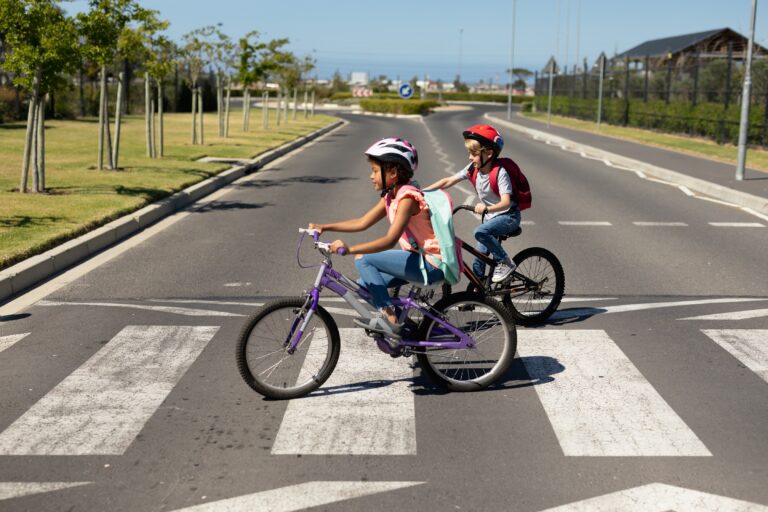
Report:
521,111,768,173
0,110,336,270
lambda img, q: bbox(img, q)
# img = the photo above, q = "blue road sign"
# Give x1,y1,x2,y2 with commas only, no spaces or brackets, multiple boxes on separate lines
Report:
398,83,414,99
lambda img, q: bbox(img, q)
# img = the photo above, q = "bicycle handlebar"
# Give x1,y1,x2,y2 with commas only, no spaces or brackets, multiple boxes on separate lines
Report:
299,228,347,255
453,205,475,214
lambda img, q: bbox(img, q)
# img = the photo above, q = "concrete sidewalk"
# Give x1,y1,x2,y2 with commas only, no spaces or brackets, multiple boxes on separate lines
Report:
487,113,768,217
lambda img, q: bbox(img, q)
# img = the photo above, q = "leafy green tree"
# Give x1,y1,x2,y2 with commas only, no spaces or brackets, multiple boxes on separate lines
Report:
235,30,266,131
114,7,167,163
77,0,144,170
330,70,349,94
181,25,214,144
0,0,79,193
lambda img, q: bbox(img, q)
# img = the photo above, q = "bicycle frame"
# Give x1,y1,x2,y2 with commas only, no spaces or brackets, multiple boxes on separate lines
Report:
287,230,474,355
457,236,539,297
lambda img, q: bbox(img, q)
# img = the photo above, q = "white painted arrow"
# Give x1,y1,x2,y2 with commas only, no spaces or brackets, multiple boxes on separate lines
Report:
538,483,768,511
0,482,90,501
0,333,29,354
170,481,424,512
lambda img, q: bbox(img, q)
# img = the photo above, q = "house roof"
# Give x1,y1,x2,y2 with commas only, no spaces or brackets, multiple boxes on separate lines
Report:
616,28,731,59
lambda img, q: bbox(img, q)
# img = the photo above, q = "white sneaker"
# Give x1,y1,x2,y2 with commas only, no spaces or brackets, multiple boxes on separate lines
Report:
491,260,516,283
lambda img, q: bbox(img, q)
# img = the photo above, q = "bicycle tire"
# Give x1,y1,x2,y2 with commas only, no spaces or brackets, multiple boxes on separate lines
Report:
236,297,341,400
416,291,516,391
503,247,565,325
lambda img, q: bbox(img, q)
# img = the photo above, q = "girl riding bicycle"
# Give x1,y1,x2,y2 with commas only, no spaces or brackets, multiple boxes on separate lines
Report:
425,124,521,284
308,137,444,337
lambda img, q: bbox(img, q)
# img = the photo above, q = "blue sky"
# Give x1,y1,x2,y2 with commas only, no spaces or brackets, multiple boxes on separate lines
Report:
65,0,766,83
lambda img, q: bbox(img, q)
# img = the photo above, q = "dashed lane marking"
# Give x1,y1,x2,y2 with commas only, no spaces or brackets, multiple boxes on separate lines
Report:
708,222,765,227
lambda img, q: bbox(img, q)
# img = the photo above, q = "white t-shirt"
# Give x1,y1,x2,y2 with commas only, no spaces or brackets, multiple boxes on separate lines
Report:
453,163,516,219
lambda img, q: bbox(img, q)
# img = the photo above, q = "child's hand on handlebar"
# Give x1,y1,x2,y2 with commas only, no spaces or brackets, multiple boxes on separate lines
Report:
330,240,349,255
474,203,488,215
307,223,324,234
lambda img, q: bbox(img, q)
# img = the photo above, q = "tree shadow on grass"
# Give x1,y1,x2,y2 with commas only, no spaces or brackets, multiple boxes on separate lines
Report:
0,215,64,229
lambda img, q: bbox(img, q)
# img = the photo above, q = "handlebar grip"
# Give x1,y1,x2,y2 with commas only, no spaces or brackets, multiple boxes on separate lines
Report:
337,247,348,256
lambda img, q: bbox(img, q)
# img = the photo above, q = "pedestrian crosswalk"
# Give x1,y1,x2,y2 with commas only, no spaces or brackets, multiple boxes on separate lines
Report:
0,323,765,462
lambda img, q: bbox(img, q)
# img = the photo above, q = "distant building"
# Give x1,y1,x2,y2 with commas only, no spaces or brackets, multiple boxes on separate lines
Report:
614,27,767,69
349,72,369,86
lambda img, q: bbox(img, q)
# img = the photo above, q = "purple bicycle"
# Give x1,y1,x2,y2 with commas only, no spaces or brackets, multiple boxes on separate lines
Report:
236,228,517,399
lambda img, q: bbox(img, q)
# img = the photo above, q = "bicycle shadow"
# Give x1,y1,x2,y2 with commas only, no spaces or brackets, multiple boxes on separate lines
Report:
540,307,607,325
274,356,566,400
410,355,565,395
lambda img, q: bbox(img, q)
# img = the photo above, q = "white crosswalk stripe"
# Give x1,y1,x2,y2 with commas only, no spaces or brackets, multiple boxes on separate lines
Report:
3,323,768,462
0,333,29,354
702,330,768,384
0,325,219,456
518,330,711,456
272,328,417,455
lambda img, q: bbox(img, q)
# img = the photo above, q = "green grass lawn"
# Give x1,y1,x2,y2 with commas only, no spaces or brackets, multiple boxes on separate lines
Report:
0,109,336,270
520,111,768,173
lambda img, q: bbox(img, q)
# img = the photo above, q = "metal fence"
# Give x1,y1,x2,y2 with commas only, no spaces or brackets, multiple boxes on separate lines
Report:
533,53,768,146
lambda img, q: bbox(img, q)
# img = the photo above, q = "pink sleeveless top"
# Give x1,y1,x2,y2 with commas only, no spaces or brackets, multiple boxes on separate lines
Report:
385,184,442,268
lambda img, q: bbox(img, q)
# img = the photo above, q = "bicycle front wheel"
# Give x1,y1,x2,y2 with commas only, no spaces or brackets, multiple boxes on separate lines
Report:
416,292,516,391
503,247,565,325
236,298,340,400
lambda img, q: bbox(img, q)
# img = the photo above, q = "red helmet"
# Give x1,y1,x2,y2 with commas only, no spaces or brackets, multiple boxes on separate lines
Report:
462,124,504,156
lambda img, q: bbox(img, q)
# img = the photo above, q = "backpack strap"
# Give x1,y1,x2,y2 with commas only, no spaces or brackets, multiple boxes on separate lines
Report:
468,163,501,198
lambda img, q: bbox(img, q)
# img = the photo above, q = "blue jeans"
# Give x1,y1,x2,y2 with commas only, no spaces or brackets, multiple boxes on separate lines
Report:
473,210,521,278
355,250,445,309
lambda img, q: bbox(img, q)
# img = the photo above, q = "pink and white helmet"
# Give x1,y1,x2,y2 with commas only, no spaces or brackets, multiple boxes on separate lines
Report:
364,137,419,173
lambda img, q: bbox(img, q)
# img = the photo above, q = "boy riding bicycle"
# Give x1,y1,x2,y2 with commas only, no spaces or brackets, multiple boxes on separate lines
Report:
425,124,521,283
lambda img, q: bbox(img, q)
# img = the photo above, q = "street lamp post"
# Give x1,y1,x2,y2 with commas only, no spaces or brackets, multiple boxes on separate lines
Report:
736,0,758,181
507,0,517,120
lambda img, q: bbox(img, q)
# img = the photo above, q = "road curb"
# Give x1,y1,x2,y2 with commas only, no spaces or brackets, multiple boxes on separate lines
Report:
487,114,768,216
0,119,345,305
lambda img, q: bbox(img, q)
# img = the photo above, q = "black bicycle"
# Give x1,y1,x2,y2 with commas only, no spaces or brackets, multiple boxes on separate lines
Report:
421,205,564,325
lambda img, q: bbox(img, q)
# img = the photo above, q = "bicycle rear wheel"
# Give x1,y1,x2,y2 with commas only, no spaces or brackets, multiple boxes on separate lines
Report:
236,298,340,400
503,247,565,325
416,291,516,391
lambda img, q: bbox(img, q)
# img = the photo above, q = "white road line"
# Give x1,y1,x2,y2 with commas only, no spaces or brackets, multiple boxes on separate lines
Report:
682,309,768,320
633,221,688,226
36,300,243,317
170,481,424,512
519,330,711,456
0,333,30,354
521,220,536,225
0,482,91,501
271,328,416,455
708,222,765,227
558,221,612,226
0,325,219,455
702,330,768,384
549,297,768,321
538,483,768,511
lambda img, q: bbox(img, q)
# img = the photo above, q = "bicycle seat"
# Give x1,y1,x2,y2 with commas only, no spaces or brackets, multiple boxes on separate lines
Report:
497,227,522,242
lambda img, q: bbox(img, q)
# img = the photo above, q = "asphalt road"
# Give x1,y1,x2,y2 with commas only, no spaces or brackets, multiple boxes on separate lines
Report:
0,105,766,511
